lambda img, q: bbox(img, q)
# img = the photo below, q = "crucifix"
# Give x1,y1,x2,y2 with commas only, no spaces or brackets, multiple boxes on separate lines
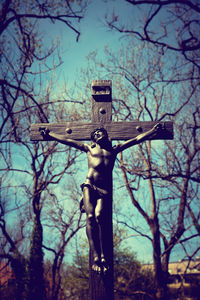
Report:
30,80,173,300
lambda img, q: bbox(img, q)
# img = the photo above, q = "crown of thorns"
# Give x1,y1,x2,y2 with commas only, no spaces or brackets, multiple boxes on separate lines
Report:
90,128,108,141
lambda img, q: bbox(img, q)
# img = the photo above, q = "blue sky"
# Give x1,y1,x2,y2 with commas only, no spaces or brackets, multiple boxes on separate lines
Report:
41,0,135,86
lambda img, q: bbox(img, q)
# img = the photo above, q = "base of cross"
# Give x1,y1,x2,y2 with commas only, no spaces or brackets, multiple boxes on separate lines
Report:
89,252,114,300
88,201,114,300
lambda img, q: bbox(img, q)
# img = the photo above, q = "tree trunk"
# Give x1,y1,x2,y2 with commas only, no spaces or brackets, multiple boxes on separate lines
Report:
151,220,168,300
28,215,46,300
11,254,27,300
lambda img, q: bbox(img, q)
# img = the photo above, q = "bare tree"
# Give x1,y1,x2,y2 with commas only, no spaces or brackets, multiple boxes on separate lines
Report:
105,0,200,69
101,3,200,297
0,0,87,148
0,94,87,299
0,1,89,298
80,37,200,299
43,181,85,300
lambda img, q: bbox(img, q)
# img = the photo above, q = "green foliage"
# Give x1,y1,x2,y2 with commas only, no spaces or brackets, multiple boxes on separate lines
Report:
58,244,155,299
59,253,89,300
114,247,155,299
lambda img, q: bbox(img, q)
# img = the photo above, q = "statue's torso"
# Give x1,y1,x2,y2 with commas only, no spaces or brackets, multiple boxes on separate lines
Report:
86,143,116,189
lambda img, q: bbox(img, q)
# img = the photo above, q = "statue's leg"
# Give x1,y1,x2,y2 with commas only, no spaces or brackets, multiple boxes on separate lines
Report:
95,198,109,273
82,186,101,272
95,198,103,255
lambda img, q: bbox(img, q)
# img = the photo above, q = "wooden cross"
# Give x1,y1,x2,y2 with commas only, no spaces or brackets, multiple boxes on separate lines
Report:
30,80,173,300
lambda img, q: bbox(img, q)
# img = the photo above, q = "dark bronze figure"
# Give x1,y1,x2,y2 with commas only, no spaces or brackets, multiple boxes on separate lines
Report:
40,123,162,274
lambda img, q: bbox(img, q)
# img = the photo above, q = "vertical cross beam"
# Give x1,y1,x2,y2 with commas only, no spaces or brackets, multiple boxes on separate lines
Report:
91,80,112,123
89,81,114,300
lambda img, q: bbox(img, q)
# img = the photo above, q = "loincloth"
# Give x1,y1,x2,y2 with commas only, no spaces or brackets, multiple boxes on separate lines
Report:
79,182,109,213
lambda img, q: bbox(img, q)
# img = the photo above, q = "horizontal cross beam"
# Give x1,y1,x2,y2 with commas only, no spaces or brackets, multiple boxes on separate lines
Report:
30,121,173,141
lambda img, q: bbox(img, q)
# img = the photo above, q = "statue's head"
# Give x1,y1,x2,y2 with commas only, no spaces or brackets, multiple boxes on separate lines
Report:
91,128,108,143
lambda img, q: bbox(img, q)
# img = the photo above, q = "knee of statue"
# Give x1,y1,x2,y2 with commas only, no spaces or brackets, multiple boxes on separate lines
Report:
87,213,96,225
95,212,103,224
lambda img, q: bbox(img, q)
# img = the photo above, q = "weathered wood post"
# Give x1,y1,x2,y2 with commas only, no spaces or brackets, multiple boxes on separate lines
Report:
89,81,114,300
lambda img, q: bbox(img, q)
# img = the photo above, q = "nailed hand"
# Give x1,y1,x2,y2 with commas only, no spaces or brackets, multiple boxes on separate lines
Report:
153,123,163,132
39,127,50,137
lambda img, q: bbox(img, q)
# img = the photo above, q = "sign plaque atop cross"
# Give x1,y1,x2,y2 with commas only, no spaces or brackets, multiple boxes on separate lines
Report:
30,80,173,300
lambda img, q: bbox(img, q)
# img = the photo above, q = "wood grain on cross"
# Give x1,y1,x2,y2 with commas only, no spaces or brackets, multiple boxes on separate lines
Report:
30,80,173,300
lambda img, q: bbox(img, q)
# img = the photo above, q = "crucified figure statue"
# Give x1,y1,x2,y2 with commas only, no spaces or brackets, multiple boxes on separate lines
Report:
40,123,162,274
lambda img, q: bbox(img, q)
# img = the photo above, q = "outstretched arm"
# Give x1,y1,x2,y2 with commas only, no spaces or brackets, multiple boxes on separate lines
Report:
115,123,163,153
39,128,89,152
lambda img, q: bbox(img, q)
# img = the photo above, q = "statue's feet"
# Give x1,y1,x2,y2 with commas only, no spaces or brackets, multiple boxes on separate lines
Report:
92,257,101,274
92,256,109,275
101,256,109,274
